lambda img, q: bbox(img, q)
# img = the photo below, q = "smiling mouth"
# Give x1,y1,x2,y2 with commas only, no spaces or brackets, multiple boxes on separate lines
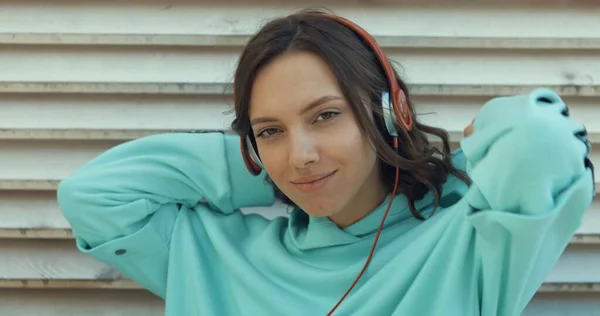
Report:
290,170,337,193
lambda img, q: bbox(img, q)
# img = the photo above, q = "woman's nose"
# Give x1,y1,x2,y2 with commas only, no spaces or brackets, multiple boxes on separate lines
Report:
288,133,320,169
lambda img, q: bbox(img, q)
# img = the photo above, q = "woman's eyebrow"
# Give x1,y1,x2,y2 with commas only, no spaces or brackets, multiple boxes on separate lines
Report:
250,95,343,126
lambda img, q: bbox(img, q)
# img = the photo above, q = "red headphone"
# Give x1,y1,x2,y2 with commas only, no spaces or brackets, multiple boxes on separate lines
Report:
239,13,413,177
235,13,413,315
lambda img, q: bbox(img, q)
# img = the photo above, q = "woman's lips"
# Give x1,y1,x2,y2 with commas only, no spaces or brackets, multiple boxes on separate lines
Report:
290,170,337,193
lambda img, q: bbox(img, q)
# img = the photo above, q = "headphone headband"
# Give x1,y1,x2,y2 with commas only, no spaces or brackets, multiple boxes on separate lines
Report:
318,13,413,132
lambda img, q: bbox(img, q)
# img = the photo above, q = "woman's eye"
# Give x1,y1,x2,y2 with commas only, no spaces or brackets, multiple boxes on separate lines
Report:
257,128,279,138
316,111,339,122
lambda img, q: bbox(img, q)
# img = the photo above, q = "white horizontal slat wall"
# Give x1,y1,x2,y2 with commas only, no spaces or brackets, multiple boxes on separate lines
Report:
0,1,599,315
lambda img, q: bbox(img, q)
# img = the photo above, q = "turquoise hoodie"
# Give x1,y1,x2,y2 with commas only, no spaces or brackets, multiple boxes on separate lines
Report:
57,88,595,316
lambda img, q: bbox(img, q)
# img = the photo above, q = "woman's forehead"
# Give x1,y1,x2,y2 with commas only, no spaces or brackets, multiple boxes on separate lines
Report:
249,52,344,117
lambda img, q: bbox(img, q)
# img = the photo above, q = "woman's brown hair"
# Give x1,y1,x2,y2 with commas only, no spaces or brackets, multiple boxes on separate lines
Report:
231,9,470,220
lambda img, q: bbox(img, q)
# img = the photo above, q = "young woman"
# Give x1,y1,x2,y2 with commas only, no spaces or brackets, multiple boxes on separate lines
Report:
57,10,595,316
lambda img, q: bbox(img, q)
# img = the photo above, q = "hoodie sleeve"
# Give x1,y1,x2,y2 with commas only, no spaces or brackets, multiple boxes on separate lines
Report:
56,132,275,298
459,88,595,316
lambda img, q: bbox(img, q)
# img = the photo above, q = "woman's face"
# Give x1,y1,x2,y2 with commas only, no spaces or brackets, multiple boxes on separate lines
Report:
249,51,387,226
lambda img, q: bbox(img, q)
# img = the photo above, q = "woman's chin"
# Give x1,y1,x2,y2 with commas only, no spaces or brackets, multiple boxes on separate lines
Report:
296,198,342,218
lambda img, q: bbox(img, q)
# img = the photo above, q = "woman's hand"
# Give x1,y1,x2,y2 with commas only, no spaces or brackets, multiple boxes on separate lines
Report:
463,118,475,137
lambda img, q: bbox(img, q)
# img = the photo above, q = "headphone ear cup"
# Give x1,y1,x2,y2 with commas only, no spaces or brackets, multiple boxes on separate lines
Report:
381,92,399,137
393,89,413,131
240,136,263,176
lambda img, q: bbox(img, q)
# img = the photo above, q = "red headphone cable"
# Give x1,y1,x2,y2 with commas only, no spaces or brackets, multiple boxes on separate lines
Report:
327,137,400,315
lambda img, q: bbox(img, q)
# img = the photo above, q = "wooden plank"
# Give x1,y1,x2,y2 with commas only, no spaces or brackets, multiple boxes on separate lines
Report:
0,289,597,316
0,239,598,291
414,96,600,140
0,82,598,96
0,3,598,39
570,234,600,245
538,283,600,293
0,94,234,133
525,293,600,316
0,46,598,86
0,289,163,315
0,193,285,239
6,173,598,194
0,33,250,47
0,82,228,95
0,140,598,190
1,172,582,196
0,239,128,285
0,191,67,231
4,226,600,245
0,191,72,239
0,182,597,204
2,33,600,49
0,279,139,289
1,291,598,316
0,228,73,239
0,279,597,293
0,129,225,141
545,245,600,283
0,95,597,137
0,128,598,143
0,140,121,188
0,180,60,190
2,192,599,240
